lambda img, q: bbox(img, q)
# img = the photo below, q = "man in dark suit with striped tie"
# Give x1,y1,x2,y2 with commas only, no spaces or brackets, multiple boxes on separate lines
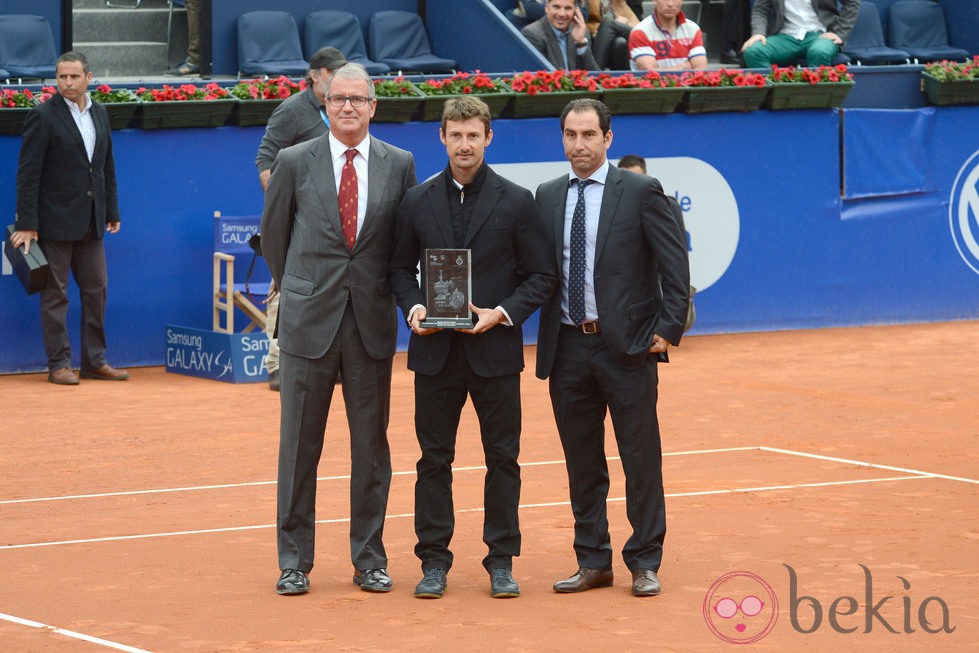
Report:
534,99,689,597
260,63,417,596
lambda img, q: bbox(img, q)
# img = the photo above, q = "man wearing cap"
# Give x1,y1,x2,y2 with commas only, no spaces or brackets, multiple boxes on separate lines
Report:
255,46,347,391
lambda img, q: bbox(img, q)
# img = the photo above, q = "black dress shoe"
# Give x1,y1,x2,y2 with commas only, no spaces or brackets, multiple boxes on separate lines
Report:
553,567,614,593
720,48,744,66
489,568,520,598
276,569,309,595
413,567,448,598
353,568,393,592
631,569,662,596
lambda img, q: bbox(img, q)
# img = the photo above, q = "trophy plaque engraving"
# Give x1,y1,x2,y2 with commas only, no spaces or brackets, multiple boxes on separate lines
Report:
420,248,472,328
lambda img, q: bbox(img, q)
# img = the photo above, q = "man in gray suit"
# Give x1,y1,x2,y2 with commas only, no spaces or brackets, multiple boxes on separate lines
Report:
521,0,599,70
260,63,417,596
742,0,860,67
535,99,688,598
255,46,348,392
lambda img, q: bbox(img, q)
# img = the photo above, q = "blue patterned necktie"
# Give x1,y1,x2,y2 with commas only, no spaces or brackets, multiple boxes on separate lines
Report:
569,178,594,326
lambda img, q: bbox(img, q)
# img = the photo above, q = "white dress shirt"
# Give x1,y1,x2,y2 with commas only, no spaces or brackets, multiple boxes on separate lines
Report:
65,95,96,163
328,132,370,239
562,159,610,325
781,0,825,40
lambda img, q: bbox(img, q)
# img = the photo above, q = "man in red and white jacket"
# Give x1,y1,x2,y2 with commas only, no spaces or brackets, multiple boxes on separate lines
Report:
628,0,707,71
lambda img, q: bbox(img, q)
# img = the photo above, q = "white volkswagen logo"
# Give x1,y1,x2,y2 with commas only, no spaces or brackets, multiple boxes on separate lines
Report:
949,150,979,275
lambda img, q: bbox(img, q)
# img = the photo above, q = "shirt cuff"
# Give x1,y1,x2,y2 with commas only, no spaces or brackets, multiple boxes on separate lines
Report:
407,303,425,325
497,305,513,327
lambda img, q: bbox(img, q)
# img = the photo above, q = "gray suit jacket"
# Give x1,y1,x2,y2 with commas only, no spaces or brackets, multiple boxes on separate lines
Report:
751,0,860,43
521,17,599,70
260,133,417,360
254,87,327,174
535,165,689,379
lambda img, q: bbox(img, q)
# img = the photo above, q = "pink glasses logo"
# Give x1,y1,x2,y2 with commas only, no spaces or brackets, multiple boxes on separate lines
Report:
703,571,779,644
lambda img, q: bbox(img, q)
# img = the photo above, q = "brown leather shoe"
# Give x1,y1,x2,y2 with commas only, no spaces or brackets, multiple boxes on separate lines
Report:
80,364,130,381
553,567,614,593
631,569,662,596
48,368,79,385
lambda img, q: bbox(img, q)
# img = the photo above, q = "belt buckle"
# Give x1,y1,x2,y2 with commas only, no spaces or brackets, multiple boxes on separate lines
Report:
581,321,600,334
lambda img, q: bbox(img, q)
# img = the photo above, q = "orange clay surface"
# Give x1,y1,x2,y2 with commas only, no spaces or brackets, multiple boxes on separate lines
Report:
1,321,977,652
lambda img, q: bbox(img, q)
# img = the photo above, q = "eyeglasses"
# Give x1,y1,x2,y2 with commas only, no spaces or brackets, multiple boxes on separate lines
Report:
327,95,372,108
714,596,764,618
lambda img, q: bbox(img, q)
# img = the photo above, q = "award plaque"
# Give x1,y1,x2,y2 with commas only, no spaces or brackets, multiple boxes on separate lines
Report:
420,248,472,328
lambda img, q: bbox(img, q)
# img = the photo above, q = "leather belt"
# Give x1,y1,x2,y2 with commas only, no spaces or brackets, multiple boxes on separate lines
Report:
562,321,601,334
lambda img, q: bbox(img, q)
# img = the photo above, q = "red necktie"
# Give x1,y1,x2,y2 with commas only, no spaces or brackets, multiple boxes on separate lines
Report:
339,148,358,250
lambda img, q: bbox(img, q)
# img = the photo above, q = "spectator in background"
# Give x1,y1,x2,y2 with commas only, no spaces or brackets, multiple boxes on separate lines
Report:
254,47,348,391
11,51,129,385
629,0,707,71
742,0,860,68
588,0,643,70
721,0,751,65
165,0,200,76
521,0,599,70
617,154,697,332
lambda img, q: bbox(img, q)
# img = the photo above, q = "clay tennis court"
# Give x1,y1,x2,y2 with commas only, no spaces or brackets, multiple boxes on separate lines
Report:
1,320,976,651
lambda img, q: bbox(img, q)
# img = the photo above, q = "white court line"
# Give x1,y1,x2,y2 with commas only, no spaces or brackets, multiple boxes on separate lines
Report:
0,472,932,550
0,447,759,506
0,611,152,653
759,446,979,485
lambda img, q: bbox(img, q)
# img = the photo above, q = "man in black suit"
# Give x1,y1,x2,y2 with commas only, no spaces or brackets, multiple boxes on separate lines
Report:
261,63,417,596
535,99,688,597
390,97,555,599
521,0,599,70
11,51,128,386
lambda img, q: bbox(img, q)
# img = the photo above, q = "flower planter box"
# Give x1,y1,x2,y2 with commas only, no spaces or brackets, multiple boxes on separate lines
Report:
415,91,515,121
680,85,769,114
103,102,139,130
764,81,853,110
922,73,979,106
135,99,236,129
0,107,32,135
600,87,687,115
509,90,601,118
231,98,285,127
373,83,426,123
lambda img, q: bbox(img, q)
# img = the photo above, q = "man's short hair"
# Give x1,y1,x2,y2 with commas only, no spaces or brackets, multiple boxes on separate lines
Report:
441,96,492,136
325,62,375,100
309,46,348,72
57,51,90,74
618,154,646,173
560,98,611,134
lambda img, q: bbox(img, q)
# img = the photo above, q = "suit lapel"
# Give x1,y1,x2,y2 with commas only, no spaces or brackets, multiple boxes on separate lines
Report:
52,94,88,157
361,136,392,248
308,135,342,240
595,165,624,264
427,174,455,247
463,168,503,247
551,178,569,269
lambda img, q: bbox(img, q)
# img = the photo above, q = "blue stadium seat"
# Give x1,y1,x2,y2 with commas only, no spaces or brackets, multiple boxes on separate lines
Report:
304,11,390,75
0,15,58,80
843,3,911,65
887,0,969,63
237,11,309,77
368,11,456,73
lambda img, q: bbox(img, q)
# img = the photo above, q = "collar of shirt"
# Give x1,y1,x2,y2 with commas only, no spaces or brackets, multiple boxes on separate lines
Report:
64,94,92,115
446,162,488,201
567,159,610,188
329,132,370,166
549,23,570,43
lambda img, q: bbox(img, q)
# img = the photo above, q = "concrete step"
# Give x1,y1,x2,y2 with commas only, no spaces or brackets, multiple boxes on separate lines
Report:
73,7,175,43
75,0,170,9
73,41,177,78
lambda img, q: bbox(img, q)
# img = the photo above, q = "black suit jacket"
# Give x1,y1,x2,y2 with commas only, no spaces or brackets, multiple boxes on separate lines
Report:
15,93,118,240
521,17,600,70
535,165,689,379
390,165,556,378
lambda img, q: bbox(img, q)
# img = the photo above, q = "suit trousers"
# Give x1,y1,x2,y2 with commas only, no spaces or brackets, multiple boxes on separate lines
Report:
276,301,393,573
548,327,666,572
413,337,521,572
39,235,108,372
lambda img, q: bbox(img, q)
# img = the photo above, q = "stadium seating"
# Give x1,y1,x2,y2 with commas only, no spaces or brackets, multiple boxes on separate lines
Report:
237,11,309,77
368,10,456,73
0,14,58,80
887,0,970,63
304,10,390,75
843,2,910,65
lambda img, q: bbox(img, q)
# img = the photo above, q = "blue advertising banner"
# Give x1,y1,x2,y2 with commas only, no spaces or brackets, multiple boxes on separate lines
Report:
164,325,269,383
2,106,978,373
